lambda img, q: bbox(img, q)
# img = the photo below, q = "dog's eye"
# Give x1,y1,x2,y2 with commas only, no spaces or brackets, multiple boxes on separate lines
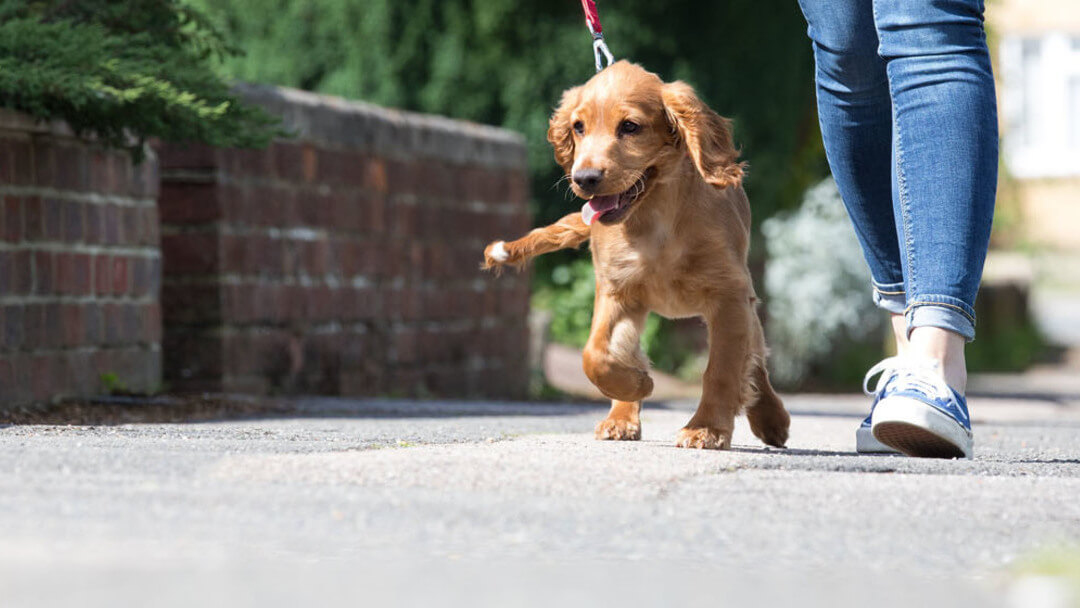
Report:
572,120,585,135
618,120,640,135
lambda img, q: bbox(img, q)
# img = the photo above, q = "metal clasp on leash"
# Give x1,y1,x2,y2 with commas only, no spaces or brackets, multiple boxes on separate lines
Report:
581,0,615,72
592,33,614,72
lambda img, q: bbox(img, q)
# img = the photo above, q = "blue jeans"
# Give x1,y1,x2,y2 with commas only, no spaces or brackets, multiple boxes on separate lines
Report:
796,0,998,341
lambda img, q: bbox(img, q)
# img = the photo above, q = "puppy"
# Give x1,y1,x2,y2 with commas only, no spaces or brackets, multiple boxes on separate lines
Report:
483,61,789,450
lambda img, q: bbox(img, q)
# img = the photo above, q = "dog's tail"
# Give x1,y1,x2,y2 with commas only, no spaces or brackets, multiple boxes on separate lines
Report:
482,212,591,273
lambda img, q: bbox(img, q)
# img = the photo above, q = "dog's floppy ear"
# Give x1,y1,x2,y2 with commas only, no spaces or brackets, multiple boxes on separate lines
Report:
662,81,745,189
547,85,583,172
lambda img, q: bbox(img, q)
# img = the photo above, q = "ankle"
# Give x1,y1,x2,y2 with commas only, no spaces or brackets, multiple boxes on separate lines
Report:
908,327,967,394
889,314,910,356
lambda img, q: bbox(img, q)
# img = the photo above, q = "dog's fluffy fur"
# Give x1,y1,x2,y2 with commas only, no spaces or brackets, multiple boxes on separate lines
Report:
483,61,789,449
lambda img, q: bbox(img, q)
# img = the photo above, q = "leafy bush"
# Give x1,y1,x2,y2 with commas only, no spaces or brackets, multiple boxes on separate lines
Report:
762,178,886,388
0,0,281,158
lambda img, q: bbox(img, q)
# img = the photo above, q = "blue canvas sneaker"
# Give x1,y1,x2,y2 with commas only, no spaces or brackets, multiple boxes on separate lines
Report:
864,357,973,460
856,366,900,454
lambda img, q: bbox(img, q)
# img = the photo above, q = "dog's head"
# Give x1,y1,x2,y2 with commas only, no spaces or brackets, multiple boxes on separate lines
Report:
547,61,744,226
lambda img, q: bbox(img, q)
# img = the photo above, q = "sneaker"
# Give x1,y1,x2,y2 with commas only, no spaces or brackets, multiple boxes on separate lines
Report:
856,366,900,454
865,357,974,459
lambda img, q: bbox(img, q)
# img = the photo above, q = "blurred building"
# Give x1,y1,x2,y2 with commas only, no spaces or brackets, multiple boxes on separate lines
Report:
990,0,1080,251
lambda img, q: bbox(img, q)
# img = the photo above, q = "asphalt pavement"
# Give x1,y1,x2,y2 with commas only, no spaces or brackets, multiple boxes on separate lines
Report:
0,393,1078,607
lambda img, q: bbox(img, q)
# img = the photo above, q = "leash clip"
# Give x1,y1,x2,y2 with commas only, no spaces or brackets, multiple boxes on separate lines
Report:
592,33,614,72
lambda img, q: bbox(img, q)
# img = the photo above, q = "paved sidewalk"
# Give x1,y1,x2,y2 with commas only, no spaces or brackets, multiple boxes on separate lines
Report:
0,394,1078,607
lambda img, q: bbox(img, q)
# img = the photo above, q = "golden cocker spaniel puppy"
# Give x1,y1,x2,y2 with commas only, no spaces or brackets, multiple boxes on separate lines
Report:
484,61,789,450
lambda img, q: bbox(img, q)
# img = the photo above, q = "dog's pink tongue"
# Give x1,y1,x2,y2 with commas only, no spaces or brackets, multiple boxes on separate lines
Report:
581,195,619,226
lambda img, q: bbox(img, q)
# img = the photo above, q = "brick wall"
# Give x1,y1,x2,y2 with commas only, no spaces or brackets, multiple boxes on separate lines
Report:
0,111,160,406
157,85,531,398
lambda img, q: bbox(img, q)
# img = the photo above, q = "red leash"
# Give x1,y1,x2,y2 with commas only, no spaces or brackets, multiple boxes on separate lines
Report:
580,0,614,71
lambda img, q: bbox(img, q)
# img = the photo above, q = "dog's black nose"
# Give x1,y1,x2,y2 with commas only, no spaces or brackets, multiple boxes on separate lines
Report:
572,168,604,191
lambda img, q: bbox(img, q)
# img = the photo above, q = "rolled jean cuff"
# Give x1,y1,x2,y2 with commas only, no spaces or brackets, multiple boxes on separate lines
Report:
905,296,976,342
871,281,907,315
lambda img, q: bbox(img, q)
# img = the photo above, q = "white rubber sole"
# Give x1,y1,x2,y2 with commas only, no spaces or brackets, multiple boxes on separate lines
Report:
856,425,900,454
872,396,973,459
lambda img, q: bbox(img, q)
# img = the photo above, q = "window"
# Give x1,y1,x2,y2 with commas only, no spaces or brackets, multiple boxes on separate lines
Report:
1001,34,1080,178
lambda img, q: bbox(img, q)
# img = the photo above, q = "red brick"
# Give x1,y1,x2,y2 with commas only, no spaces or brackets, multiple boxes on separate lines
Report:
56,252,91,295
84,203,104,244
220,234,246,274
33,251,54,295
121,303,141,343
121,206,138,245
55,144,88,191
460,166,506,204
158,182,222,224
252,235,284,276
131,256,155,296
144,301,162,343
161,232,219,275
111,154,132,196
111,256,130,295
330,192,362,233
7,250,32,294
31,355,56,402
316,149,347,186
298,144,317,183
60,350,95,396
273,142,305,182
7,139,34,186
311,286,335,321
103,302,122,345
1,196,21,242
130,254,154,298
250,185,288,227
0,357,13,401
43,197,62,241
62,303,85,347
365,158,388,193
23,196,44,240
1,305,22,350
28,303,62,349
143,206,160,246
93,254,110,295
155,142,220,170
301,240,329,276
0,140,12,183
61,200,84,242
161,284,221,325
283,285,308,321
391,202,418,237
103,204,121,245
385,160,417,195
84,303,103,345
33,144,55,189
88,149,114,193
230,147,272,178
416,161,458,198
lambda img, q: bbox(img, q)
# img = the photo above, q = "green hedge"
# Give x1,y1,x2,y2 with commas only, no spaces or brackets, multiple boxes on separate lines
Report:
0,0,280,158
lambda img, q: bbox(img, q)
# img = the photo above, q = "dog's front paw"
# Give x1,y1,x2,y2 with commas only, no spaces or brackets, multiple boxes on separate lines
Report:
481,240,511,271
595,417,641,441
675,426,732,450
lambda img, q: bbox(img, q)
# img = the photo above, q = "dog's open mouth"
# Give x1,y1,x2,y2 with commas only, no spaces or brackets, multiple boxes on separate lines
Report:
580,167,657,226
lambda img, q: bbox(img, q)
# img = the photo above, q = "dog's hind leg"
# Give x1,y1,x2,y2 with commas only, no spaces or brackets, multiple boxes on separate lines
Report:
482,212,590,271
594,399,642,441
744,314,790,447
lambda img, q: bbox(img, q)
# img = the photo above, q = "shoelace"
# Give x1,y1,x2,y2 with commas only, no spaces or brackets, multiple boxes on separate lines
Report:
862,356,954,403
